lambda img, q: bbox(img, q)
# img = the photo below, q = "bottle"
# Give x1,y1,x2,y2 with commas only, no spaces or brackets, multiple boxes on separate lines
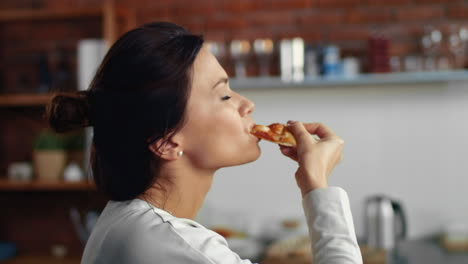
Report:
304,45,319,79
291,38,305,82
367,33,391,73
37,54,52,93
280,39,293,82
52,48,73,91
322,45,341,78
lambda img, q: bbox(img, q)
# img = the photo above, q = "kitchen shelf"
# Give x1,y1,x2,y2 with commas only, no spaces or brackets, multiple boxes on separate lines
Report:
0,0,135,46
0,93,54,107
0,1,128,259
0,179,95,191
3,255,80,264
230,70,468,90
3,71,467,107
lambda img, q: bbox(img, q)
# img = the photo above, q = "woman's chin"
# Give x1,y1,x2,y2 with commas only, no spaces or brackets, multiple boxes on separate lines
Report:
224,148,261,167
243,147,262,164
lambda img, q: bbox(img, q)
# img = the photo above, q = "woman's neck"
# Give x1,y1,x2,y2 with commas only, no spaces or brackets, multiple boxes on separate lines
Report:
139,164,215,220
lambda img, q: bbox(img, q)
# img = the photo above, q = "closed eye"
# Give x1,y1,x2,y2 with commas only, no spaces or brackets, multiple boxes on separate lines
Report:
221,95,232,101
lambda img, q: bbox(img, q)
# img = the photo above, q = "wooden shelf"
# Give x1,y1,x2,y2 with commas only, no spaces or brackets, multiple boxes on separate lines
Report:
0,8,102,22
0,179,95,191
0,93,54,107
3,255,80,264
0,0,129,45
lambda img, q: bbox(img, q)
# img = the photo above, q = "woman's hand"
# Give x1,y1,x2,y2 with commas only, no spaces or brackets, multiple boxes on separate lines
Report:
279,121,344,197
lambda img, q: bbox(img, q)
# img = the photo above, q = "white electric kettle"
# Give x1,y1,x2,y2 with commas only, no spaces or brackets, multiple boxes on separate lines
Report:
364,195,407,250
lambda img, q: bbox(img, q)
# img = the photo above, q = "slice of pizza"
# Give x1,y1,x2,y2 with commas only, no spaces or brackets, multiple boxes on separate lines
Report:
251,123,297,147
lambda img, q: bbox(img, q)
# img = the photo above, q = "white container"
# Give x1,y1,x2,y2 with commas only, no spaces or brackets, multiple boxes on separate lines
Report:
8,162,33,181
291,38,305,83
342,57,360,79
279,39,293,82
77,39,108,91
77,39,107,177
63,162,84,182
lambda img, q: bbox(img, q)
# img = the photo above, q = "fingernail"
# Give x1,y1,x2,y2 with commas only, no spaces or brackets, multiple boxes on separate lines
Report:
287,120,296,125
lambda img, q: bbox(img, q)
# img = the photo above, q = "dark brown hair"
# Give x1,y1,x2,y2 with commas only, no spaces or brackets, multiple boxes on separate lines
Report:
47,22,204,201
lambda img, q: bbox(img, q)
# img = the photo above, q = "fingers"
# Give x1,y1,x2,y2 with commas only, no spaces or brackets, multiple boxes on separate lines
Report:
279,145,298,161
301,122,339,140
288,121,340,141
278,121,343,165
287,121,317,144
277,121,344,195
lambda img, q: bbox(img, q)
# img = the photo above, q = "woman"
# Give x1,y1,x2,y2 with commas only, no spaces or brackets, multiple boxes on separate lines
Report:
48,22,362,263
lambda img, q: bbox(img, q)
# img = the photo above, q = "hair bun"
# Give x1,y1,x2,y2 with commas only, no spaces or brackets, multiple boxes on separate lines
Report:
47,91,91,133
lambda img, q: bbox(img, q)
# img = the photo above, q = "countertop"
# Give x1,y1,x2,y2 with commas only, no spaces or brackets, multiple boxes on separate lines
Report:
387,237,468,264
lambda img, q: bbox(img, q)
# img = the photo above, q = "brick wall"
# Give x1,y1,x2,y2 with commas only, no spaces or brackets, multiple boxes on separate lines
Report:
1,0,468,86
120,0,468,58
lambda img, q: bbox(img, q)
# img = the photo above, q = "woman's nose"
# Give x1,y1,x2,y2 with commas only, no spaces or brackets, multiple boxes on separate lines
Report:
240,96,255,116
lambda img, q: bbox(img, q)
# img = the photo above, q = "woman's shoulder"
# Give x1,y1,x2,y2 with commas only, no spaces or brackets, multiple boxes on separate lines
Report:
85,198,252,263
103,199,211,231
129,199,227,247
110,199,247,263
98,199,226,245
99,199,195,236
84,199,225,263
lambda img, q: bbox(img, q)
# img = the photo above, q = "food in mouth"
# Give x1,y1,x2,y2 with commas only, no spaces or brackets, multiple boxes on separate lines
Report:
250,123,297,147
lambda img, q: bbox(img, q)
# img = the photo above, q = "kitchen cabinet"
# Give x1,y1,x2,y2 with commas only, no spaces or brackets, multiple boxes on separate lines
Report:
0,1,135,262
0,181,107,261
0,0,137,174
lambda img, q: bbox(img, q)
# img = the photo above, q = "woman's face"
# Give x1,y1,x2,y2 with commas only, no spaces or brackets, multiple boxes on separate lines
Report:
178,45,261,169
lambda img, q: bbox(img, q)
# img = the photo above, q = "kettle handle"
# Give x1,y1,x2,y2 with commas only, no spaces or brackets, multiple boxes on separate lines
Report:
391,201,407,240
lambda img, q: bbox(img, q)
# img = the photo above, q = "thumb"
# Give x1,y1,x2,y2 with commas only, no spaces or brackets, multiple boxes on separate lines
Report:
287,121,316,145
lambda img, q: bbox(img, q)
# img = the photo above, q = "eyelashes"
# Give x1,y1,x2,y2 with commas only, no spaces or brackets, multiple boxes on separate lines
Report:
221,95,232,101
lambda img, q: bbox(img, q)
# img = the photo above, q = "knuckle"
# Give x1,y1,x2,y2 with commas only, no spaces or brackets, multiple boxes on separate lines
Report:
335,138,344,145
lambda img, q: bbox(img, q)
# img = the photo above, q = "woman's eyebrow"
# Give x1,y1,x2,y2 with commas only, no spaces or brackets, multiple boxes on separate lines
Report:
212,77,229,89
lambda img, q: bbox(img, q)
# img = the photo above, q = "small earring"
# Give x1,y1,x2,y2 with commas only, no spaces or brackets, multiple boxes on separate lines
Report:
177,151,183,157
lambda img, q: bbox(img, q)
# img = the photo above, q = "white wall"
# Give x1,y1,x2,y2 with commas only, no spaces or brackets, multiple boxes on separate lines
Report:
200,80,468,240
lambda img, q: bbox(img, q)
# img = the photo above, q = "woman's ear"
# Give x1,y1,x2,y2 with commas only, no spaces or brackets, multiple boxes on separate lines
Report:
148,135,184,161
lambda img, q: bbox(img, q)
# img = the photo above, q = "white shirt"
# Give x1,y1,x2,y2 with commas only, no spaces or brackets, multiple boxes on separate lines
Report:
81,187,362,264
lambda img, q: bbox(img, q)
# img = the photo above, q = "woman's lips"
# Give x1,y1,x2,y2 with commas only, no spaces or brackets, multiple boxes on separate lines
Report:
249,123,255,132
247,126,257,139
248,123,261,142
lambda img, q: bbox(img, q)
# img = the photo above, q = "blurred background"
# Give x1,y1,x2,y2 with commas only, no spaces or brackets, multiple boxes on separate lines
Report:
2,0,468,263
